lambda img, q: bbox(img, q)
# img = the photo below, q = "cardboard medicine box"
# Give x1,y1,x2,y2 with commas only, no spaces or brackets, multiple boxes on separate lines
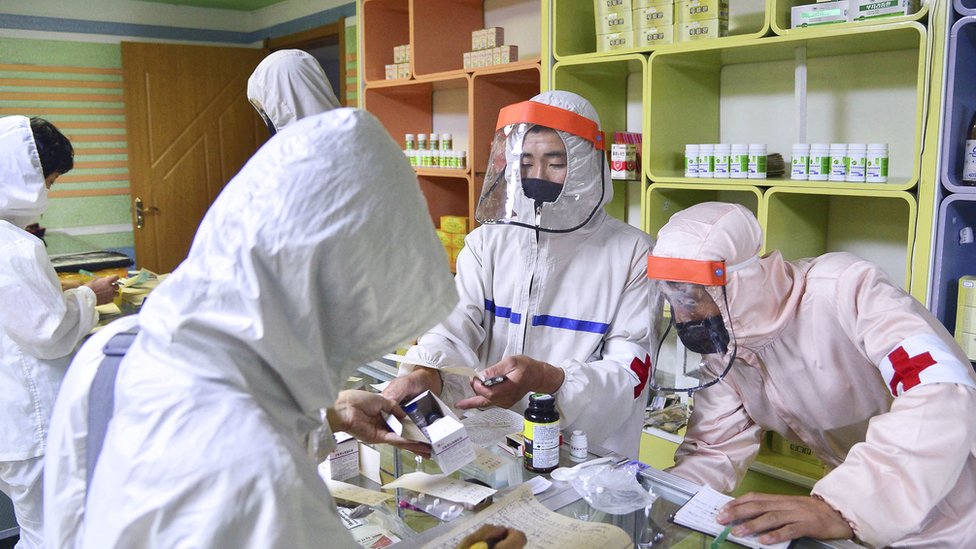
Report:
386,391,476,475
675,0,729,23
594,0,633,13
675,18,728,41
440,215,468,234
791,1,849,28
850,0,918,21
319,431,359,481
493,45,518,65
596,9,634,34
597,30,635,52
635,25,674,46
634,5,674,27
634,0,673,6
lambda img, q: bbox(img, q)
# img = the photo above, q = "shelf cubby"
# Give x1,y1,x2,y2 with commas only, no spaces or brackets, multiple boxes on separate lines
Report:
771,0,928,36
363,75,471,154
762,188,917,288
956,0,976,16
362,0,411,84
417,173,473,226
940,16,976,193
411,0,484,78
552,0,769,61
644,183,762,237
931,195,976,334
646,22,926,191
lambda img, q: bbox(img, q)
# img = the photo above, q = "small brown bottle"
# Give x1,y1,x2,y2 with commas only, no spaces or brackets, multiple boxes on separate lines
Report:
964,111,976,185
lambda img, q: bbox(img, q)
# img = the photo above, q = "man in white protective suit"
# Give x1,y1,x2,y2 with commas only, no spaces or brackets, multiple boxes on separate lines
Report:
0,116,118,549
646,202,976,547
247,48,341,136
383,90,659,459
42,109,464,548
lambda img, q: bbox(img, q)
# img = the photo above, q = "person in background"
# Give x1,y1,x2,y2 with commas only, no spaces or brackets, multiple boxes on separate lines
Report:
383,90,658,459
646,201,976,547
42,107,480,547
247,48,341,136
0,116,117,548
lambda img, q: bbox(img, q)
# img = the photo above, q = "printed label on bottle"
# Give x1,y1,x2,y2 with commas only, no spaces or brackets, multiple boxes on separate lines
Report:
523,419,560,469
964,139,976,183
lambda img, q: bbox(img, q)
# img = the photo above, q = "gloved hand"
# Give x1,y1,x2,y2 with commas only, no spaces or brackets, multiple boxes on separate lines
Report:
327,389,432,457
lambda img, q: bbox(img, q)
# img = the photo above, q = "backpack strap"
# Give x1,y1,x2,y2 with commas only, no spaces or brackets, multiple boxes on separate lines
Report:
86,326,140,492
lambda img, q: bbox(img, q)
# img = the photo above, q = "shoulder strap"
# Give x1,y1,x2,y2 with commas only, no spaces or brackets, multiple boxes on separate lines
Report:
86,326,140,492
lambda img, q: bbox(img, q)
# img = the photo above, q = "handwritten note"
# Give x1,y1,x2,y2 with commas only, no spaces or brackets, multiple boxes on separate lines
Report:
324,479,393,507
673,486,789,549
462,407,525,448
382,472,496,506
425,484,632,549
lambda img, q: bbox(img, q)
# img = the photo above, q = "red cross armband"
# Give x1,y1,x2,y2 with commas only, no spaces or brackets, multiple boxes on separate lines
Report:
880,334,976,397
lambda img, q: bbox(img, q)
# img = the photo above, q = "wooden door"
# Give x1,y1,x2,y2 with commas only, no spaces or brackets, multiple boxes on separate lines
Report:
122,42,268,273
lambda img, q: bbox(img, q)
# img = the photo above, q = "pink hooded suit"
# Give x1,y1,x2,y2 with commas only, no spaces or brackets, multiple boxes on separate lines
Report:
656,202,976,548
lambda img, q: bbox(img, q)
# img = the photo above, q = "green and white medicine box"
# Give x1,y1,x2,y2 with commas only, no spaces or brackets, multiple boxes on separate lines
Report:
596,9,634,34
594,0,633,13
635,0,673,7
634,5,674,27
675,0,729,23
597,30,636,52
791,1,849,28
850,0,919,21
636,25,674,46
675,18,728,41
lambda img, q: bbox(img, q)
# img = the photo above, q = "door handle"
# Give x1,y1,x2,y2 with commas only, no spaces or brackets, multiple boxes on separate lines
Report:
134,197,159,229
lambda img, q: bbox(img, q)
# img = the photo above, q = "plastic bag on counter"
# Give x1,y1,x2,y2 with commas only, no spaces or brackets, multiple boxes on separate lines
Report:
568,460,657,515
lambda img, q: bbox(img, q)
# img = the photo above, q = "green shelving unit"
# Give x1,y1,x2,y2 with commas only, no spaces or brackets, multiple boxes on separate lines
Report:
762,188,918,287
645,183,762,236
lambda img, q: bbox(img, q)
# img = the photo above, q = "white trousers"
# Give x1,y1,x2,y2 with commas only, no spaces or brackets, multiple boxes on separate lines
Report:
0,456,44,549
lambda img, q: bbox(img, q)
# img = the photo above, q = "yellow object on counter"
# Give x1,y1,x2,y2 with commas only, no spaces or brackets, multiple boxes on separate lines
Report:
440,215,468,234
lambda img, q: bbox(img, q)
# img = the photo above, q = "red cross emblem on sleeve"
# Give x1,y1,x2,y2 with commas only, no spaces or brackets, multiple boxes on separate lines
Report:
887,345,936,395
630,354,650,399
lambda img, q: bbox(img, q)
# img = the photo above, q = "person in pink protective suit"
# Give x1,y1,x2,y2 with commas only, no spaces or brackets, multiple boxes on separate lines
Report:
646,202,976,548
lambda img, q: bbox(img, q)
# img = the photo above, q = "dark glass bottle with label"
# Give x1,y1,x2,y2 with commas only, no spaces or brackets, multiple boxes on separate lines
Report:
523,393,560,473
964,110,976,185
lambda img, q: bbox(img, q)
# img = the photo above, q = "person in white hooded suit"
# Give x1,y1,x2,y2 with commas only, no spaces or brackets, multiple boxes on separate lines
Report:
0,116,117,548
383,91,658,459
43,108,461,548
246,49,341,135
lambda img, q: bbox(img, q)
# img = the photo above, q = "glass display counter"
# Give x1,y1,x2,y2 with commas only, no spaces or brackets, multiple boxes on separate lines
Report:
348,361,864,548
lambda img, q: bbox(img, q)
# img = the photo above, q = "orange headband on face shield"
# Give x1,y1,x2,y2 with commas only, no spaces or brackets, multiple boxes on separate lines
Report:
647,256,727,286
496,101,605,151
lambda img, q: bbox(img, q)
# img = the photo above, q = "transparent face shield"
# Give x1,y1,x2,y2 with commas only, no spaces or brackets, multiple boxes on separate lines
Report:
475,101,606,232
647,257,737,394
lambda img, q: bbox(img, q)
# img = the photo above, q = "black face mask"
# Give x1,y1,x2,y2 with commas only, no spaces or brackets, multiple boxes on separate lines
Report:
522,178,563,203
264,119,277,137
675,315,730,355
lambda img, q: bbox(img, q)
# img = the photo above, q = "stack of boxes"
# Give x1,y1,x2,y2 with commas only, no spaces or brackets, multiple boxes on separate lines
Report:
791,0,919,29
674,0,728,42
384,44,411,80
596,0,729,53
437,215,468,272
956,276,976,361
463,27,518,70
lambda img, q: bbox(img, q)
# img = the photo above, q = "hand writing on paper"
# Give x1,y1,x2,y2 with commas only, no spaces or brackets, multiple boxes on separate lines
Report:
456,355,564,410
327,390,431,457
716,493,853,545
455,524,527,549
